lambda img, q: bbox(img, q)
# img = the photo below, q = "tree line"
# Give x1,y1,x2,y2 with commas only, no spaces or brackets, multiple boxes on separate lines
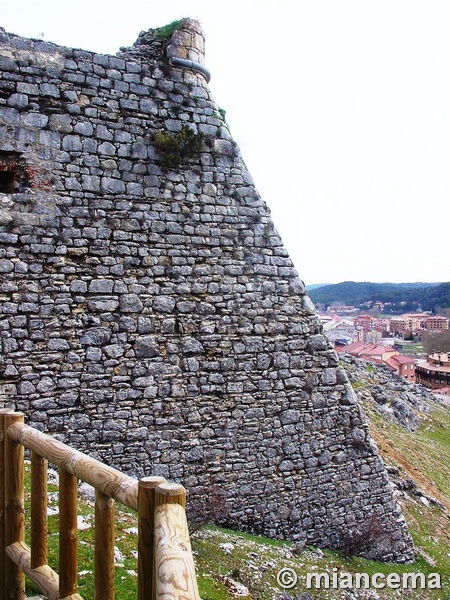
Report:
308,281,450,314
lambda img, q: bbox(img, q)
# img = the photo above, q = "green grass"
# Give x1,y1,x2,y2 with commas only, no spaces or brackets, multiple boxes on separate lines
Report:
191,525,449,599
153,19,185,38
369,404,450,500
351,381,367,390
23,466,139,599
398,342,426,354
362,402,450,599
19,401,450,599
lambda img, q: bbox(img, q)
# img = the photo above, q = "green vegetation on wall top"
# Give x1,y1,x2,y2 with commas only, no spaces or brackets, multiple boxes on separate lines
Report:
152,19,186,39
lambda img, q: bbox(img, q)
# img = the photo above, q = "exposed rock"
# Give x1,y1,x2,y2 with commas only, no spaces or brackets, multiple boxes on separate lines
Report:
340,353,438,431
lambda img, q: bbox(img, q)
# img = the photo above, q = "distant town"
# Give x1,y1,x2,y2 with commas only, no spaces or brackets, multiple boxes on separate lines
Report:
319,305,450,397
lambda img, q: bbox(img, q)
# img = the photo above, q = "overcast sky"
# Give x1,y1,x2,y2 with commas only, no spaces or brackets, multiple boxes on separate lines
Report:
2,1,449,285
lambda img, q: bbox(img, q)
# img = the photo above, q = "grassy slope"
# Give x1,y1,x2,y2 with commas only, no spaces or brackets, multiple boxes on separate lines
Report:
22,401,450,600
192,399,450,599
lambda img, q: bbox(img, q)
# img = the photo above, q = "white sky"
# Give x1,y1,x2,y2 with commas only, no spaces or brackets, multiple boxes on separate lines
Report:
2,1,449,285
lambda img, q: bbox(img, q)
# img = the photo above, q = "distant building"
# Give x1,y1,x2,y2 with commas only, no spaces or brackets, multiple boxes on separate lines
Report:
389,316,408,335
388,313,447,336
424,316,449,331
385,354,416,383
335,342,398,363
389,315,421,335
372,318,390,334
319,314,342,332
319,314,357,345
354,314,373,332
415,352,450,390
352,315,389,343
380,338,398,347
326,304,358,315
336,341,417,381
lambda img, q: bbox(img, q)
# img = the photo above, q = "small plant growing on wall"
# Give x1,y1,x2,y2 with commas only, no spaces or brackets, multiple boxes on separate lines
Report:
152,19,184,38
155,125,204,169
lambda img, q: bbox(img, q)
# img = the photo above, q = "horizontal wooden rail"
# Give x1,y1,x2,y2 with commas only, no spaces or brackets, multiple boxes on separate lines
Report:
7,422,139,510
5,541,75,600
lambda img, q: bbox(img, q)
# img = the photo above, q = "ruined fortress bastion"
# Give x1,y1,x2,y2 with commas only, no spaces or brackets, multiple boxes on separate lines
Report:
0,19,415,561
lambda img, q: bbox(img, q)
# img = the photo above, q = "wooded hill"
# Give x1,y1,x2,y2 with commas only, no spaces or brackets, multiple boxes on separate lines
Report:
308,281,450,313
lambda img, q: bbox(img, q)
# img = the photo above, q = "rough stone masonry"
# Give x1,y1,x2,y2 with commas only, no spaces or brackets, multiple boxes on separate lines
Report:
0,19,415,561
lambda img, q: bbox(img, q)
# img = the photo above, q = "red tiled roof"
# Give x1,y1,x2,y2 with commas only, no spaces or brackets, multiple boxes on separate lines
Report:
389,355,416,366
363,345,396,356
336,342,397,358
386,355,416,370
337,341,367,354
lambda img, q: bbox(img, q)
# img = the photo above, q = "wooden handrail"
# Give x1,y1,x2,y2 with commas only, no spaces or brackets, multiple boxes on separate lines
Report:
0,413,200,600
7,422,139,510
5,542,62,600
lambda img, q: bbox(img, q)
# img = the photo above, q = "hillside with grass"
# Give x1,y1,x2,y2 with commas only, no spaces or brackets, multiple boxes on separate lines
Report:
24,360,450,600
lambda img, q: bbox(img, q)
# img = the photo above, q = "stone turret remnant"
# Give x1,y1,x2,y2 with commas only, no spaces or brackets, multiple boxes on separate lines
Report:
0,19,415,562
165,18,206,64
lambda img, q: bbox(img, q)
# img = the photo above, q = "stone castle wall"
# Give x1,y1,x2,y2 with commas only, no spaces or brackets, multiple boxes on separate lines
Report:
0,20,414,561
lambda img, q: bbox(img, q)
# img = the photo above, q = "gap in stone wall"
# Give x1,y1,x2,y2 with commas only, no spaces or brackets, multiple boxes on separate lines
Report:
0,151,30,193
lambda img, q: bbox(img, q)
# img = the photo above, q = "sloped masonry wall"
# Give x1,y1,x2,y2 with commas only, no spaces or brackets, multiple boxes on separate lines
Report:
0,20,415,561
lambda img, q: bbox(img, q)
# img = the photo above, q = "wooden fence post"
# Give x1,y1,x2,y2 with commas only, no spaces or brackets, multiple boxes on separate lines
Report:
95,490,115,600
154,482,186,509
59,468,78,598
31,450,48,570
4,412,25,600
153,483,200,600
0,409,13,600
137,476,166,600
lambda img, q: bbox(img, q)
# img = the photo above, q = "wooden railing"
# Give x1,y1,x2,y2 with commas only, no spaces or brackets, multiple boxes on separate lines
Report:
0,410,200,600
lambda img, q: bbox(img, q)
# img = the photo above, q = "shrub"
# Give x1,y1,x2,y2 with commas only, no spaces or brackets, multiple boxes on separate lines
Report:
339,516,387,559
155,125,204,169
